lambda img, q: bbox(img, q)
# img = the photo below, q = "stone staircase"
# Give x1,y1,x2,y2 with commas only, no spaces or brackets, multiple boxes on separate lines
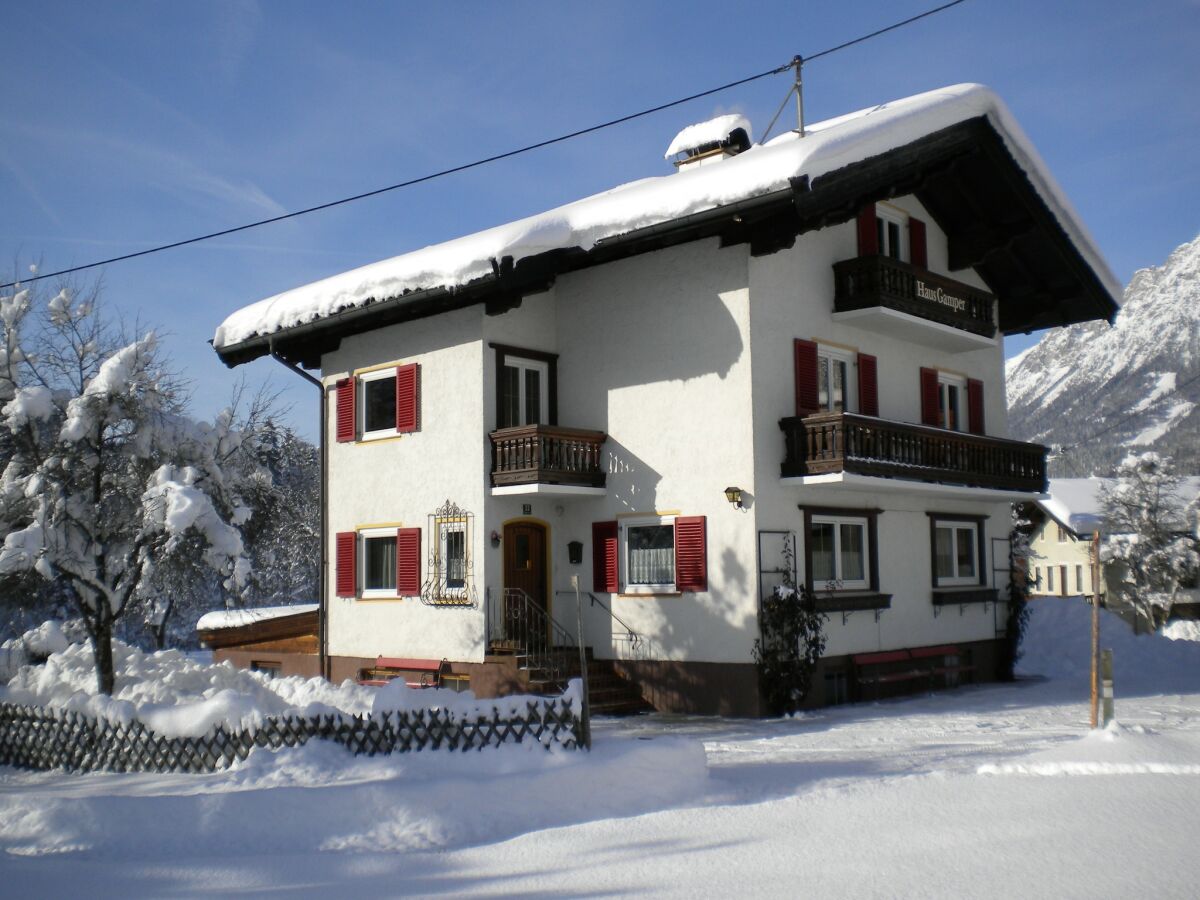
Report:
490,643,652,716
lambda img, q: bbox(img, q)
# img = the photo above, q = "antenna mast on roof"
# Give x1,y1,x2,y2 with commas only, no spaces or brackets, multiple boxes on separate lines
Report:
758,54,806,144
793,55,805,137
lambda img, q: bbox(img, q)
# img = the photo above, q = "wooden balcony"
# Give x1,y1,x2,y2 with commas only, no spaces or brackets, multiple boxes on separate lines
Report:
832,256,997,351
490,424,607,490
780,412,1046,493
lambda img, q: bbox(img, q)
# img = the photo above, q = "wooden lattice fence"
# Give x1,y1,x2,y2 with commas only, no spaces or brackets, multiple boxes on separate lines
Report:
0,697,582,774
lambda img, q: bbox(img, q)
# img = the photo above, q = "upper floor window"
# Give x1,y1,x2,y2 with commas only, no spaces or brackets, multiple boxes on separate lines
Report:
856,203,927,269
817,346,857,414
361,369,399,439
334,363,420,443
919,368,984,435
491,344,557,430
794,339,877,418
876,206,908,262
500,356,549,427
938,372,967,432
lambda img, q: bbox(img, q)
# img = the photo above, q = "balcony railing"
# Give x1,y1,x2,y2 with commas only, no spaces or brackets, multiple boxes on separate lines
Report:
490,424,607,488
833,256,997,338
780,412,1046,493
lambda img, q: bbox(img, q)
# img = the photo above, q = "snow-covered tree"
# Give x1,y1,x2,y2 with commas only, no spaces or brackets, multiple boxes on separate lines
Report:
0,280,255,693
1100,452,1200,629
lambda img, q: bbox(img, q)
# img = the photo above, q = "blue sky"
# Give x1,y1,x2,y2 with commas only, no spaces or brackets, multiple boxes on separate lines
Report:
2,1,1197,440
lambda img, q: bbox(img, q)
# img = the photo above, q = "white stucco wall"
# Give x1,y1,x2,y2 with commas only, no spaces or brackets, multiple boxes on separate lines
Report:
323,306,488,662
320,190,1024,669
745,195,1017,658
484,237,762,665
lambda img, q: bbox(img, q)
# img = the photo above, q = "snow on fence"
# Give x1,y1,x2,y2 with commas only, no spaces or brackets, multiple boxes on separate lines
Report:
0,697,583,774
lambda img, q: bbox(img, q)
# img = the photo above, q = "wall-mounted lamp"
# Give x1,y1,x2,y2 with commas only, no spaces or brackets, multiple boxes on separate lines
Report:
490,530,501,548
724,486,744,509
567,540,583,565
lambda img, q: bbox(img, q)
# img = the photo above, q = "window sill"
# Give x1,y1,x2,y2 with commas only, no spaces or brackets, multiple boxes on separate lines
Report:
813,592,892,613
356,432,405,445
931,587,999,606
618,591,682,598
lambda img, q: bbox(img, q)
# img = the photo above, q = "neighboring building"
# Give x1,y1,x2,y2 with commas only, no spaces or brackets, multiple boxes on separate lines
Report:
211,84,1119,714
1028,478,1200,621
196,605,320,678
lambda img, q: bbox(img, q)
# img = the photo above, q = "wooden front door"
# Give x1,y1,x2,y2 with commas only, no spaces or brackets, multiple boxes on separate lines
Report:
504,522,547,613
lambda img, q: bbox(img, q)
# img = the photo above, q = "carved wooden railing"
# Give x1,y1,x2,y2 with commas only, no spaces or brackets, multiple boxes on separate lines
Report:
833,256,997,338
489,424,607,488
780,412,1046,492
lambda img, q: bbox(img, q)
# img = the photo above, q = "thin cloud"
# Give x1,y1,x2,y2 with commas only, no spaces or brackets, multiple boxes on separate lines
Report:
0,147,63,227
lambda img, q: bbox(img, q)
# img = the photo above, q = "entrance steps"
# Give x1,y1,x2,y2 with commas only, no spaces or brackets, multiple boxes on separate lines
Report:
486,643,652,716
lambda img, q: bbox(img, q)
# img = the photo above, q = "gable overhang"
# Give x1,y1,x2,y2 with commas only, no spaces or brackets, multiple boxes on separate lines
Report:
215,117,1119,370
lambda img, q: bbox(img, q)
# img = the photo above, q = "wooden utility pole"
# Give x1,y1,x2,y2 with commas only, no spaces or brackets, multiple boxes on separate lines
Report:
1090,531,1101,728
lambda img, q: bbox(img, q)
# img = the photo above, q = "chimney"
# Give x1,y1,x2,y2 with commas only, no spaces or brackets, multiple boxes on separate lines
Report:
664,114,753,172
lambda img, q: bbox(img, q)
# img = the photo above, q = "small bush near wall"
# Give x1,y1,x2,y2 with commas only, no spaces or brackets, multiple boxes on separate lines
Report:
754,578,827,716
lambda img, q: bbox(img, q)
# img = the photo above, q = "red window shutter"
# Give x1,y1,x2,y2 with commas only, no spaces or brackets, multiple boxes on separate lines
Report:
967,378,985,435
857,353,879,417
794,339,819,416
592,521,619,593
335,531,357,597
335,377,355,443
674,516,707,593
396,363,420,433
909,217,927,269
920,368,940,426
396,527,421,595
856,205,878,256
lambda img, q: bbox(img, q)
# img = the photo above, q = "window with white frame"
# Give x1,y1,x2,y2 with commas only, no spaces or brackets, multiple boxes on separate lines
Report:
937,372,967,432
817,345,857,414
498,355,550,428
622,516,675,593
360,527,398,597
809,514,869,590
437,519,467,598
360,368,398,440
933,519,981,587
875,205,908,262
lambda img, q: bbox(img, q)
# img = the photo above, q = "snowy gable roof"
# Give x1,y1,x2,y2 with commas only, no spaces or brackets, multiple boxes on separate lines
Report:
212,83,1122,363
664,113,752,159
196,604,318,632
1040,477,1200,535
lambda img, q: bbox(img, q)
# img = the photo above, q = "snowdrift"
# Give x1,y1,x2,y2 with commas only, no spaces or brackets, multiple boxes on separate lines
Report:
1017,596,1200,694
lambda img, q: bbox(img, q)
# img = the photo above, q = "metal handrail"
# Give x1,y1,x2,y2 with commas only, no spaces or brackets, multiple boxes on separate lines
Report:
487,588,576,690
557,589,645,656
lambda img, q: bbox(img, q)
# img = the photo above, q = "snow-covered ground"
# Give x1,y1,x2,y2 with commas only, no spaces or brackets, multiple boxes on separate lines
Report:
3,597,1200,898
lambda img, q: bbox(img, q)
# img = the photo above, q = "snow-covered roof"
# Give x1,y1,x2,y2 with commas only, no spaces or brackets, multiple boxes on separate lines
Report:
664,113,752,158
1039,477,1200,536
195,604,318,632
212,83,1122,355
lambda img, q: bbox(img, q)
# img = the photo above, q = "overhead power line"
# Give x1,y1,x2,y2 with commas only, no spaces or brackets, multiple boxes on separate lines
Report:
2,0,973,291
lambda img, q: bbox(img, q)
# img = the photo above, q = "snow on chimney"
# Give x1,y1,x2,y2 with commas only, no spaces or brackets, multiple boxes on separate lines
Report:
664,113,752,171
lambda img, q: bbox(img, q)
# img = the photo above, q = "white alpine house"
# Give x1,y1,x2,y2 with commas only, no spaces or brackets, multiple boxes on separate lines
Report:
212,83,1120,714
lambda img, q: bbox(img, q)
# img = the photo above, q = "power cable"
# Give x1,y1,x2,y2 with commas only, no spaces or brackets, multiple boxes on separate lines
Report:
2,0,974,291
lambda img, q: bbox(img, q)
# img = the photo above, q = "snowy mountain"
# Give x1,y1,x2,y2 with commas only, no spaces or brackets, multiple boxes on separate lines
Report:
1007,233,1200,476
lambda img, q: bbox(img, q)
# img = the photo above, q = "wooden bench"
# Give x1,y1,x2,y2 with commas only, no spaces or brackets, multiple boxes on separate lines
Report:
853,649,926,697
357,657,447,688
909,644,975,685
